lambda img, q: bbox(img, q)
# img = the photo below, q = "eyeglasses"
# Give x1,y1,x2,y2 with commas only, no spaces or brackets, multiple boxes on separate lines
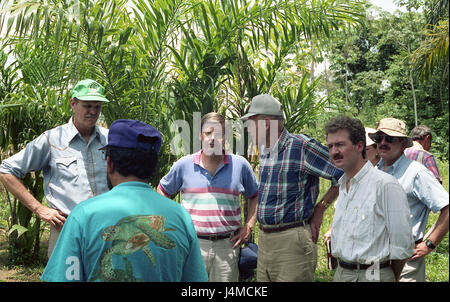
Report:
372,134,399,144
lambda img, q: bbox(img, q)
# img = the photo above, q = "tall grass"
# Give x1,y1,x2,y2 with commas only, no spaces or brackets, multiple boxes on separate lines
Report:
426,160,449,282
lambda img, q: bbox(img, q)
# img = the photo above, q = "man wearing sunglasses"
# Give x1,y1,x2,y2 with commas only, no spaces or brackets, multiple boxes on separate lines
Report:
369,118,449,282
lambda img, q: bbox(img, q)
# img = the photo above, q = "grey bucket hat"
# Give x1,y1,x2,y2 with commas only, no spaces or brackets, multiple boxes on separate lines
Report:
240,94,284,121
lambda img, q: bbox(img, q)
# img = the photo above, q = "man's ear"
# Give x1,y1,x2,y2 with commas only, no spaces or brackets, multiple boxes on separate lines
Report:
356,141,365,153
106,157,115,174
69,98,76,109
400,138,408,150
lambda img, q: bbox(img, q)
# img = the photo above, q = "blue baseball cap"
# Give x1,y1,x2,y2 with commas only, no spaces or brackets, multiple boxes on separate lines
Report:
100,119,162,152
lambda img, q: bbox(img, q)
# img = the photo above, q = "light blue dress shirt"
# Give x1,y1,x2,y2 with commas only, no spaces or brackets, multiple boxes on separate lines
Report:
376,154,449,241
0,117,109,215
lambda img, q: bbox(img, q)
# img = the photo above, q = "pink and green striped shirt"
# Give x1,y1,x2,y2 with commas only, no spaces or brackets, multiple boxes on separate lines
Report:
158,151,258,236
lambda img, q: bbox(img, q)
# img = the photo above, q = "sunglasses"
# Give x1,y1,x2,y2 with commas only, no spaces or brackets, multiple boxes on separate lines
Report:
372,134,399,144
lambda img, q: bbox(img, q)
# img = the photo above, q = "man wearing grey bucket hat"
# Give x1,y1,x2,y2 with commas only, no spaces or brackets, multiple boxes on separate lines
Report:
370,117,449,282
0,79,110,258
241,94,343,282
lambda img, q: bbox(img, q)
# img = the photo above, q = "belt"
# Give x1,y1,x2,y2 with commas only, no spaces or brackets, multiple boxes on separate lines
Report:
197,232,234,241
259,219,309,233
338,259,391,270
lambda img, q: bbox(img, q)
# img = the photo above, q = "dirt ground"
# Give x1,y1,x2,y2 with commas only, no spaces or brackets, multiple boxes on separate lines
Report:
0,228,48,282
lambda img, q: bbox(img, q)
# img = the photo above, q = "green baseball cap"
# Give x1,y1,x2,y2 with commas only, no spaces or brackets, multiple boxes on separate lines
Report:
71,79,109,103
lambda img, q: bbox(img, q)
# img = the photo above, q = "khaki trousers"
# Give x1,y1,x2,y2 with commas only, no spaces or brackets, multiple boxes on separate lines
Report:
47,225,61,258
333,265,396,282
199,238,239,282
257,224,317,282
399,257,426,282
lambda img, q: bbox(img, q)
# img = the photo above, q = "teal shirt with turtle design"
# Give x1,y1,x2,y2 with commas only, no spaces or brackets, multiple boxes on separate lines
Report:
41,181,208,282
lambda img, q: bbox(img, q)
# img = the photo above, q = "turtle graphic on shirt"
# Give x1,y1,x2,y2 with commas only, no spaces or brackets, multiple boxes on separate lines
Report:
96,214,176,281
89,257,142,282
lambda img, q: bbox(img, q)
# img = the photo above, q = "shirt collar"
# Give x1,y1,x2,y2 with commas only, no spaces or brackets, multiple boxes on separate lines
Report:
411,141,424,150
66,116,104,145
193,150,229,165
262,127,289,156
338,160,372,186
376,153,407,174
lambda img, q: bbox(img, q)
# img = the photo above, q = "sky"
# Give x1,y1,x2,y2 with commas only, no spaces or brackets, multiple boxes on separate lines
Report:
370,0,407,13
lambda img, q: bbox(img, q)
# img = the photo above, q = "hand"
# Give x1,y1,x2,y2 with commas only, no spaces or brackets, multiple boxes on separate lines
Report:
310,206,325,244
35,205,67,231
409,241,432,261
230,225,252,249
323,229,332,244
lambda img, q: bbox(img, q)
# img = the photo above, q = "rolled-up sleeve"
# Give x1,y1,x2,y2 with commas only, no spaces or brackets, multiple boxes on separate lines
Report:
303,138,344,186
0,132,50,178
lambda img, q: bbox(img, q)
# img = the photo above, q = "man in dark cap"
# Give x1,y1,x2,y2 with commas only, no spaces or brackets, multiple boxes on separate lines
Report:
41,119,207,282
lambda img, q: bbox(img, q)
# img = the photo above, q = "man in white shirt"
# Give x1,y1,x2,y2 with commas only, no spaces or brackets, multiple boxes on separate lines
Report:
324,116,414,282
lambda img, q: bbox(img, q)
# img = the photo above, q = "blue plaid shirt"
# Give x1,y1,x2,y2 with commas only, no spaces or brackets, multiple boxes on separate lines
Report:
257,128,343,225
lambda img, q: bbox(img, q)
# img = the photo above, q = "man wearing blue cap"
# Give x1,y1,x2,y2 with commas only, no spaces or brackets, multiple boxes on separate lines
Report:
0,79,110,257
41,119,208,282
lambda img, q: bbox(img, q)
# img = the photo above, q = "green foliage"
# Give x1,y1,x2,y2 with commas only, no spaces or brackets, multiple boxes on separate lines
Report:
317,5,449,158
0,0,365,264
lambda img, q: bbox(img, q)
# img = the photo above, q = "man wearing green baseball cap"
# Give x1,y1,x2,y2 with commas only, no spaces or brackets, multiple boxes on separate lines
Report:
0,79,111,258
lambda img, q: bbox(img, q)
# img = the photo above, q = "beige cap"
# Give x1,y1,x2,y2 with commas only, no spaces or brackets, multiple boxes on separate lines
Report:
369,118,413,147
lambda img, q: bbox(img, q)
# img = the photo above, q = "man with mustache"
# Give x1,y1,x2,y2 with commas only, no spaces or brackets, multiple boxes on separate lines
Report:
157,112,258,282
325,116,413,282
0,79,110,257
369,118,449,282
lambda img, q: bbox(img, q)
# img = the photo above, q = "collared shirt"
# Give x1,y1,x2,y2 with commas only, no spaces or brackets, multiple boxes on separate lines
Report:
257,128,343,225
0,117,109,215
158,151,258,236
404,141,442,182
376,154,449,241
331,161,414,264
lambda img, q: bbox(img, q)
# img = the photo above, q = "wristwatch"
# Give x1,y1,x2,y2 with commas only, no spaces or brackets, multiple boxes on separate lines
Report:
425,239,436,250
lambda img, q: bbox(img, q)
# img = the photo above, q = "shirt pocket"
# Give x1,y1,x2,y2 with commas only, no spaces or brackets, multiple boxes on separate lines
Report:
54,156,79,180
351,206,374,243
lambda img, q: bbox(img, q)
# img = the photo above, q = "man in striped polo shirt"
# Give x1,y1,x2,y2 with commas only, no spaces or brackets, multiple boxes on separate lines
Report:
157,112,258,282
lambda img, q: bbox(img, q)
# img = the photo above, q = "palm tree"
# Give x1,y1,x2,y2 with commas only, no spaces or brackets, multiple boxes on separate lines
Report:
0,0,365,263
411,0,449,82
